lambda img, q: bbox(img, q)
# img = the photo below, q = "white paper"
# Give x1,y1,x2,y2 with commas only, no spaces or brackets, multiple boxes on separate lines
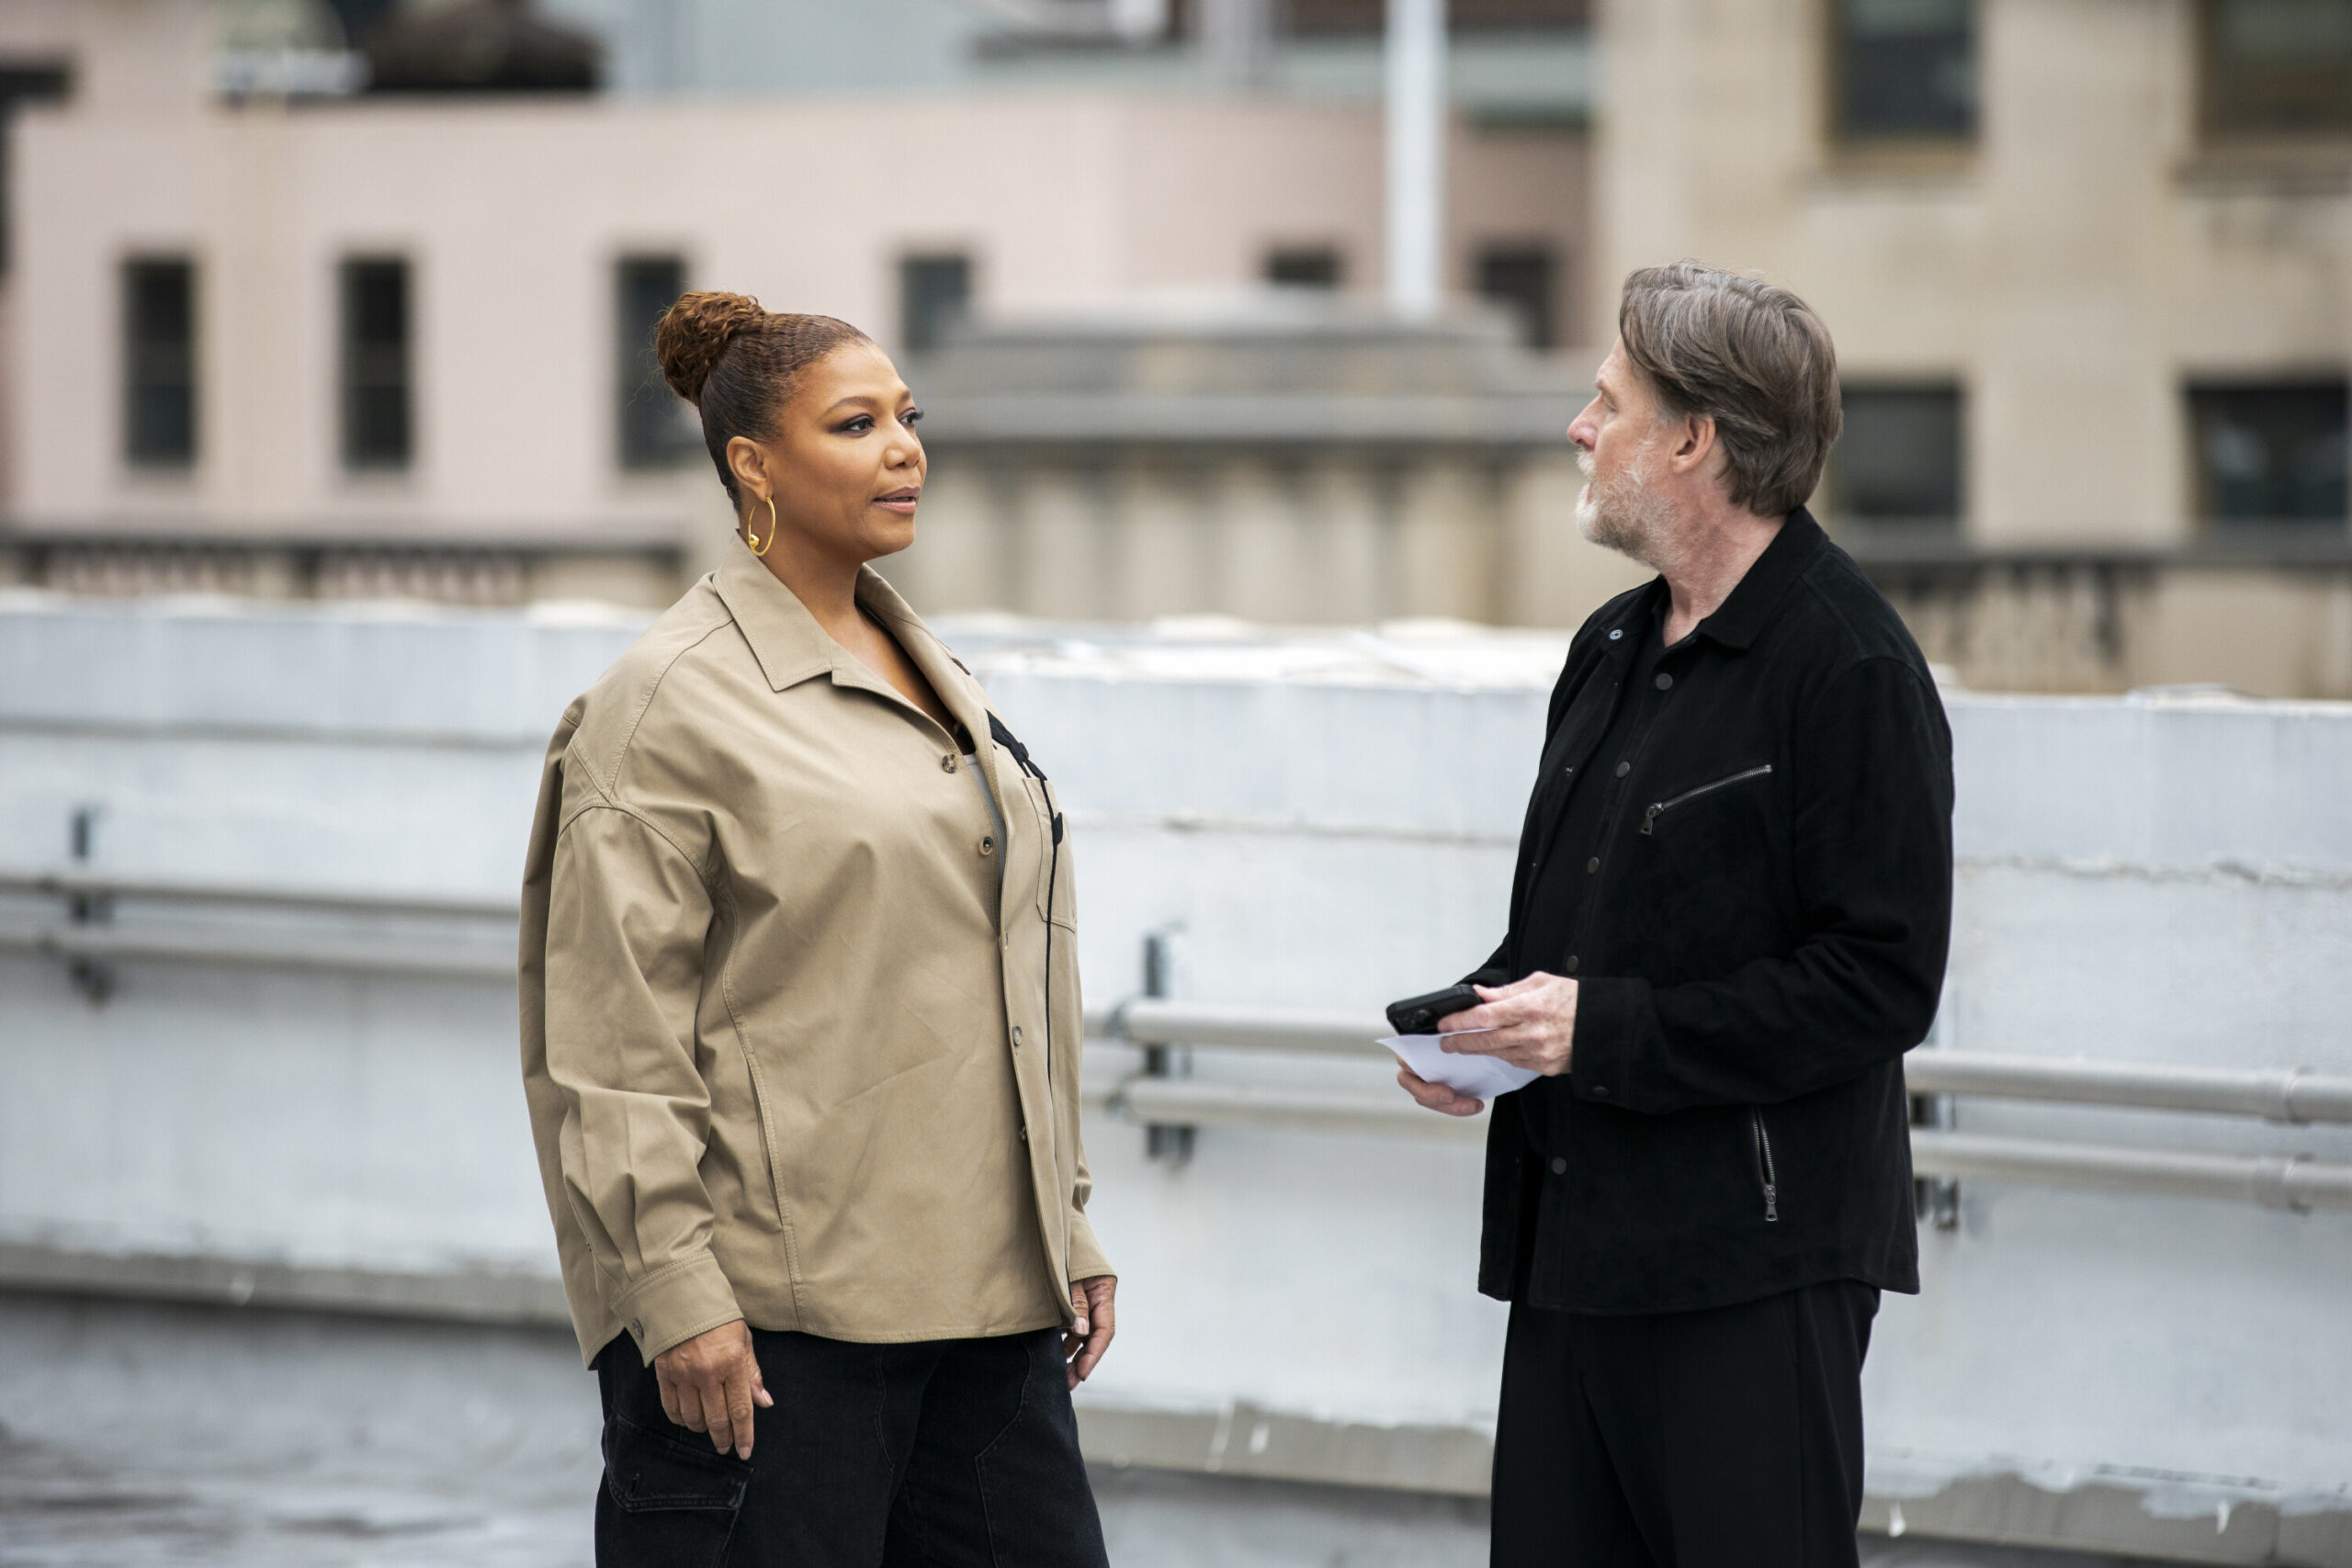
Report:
1383,1030,1540,1100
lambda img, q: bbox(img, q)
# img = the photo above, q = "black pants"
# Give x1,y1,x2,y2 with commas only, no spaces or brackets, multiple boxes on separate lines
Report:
1490,1281,1878,1568
594,1325,1109,1568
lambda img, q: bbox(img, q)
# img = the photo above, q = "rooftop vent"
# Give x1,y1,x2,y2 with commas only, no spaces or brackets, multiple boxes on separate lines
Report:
365,0,601,94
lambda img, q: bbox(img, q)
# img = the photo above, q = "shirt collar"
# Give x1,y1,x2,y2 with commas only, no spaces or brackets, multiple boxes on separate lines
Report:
1690,505,1829,652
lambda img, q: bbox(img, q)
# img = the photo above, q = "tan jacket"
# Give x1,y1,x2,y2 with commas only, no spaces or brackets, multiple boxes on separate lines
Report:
519,552,1109,1367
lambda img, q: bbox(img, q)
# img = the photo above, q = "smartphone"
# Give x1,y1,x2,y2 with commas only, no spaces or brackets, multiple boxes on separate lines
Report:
1385,983,1484,1037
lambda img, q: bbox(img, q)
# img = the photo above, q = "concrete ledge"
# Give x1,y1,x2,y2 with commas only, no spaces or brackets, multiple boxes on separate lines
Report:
1860,1473,2352,1567
6,1244,2348,1565
0,1242,570,1325
1078,1401,1494,1496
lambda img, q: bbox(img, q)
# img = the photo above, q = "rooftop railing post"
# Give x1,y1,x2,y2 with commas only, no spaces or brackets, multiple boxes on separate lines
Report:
1141,928,1196,1165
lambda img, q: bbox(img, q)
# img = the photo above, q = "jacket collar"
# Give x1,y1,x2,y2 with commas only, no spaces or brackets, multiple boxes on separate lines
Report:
709,547,990,747
1691,505,1829,652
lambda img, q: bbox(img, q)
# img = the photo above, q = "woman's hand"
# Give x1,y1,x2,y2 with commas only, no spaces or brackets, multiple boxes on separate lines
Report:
1442,974,1578,1077
653,1319,773,1460
1065,1276,1116,1389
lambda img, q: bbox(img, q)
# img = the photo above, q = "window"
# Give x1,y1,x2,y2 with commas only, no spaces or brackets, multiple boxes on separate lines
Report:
616,255,697,469
1831,0,1975,140
123,258,197,468
1279,0,1589,34
1265,246,1343,288
1476,243,1557,349
2202,0,2352,137
0,64,71,275
2190,381,2347,525
340,257,412,470
1833,385,1963,528
899,254,972,355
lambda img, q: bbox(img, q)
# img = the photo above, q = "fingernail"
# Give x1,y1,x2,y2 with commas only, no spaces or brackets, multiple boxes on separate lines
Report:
1074,1319,1088,1335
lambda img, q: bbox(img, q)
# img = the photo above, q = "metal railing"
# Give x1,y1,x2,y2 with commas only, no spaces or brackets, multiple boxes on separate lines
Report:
1101,998,2352,1213
7,874,2348,1213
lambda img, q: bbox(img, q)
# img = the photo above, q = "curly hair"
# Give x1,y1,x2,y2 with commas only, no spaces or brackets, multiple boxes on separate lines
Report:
653,291,874,508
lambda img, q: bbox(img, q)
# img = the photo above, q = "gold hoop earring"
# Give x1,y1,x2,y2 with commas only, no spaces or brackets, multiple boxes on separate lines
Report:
744,493,777,558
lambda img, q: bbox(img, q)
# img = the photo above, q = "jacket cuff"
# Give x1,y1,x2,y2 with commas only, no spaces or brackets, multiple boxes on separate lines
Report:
1567,975,1645,1110
1065,1212,1114,1286
616,1251,743,1363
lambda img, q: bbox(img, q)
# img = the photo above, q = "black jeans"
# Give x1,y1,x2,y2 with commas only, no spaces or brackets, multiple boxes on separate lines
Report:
594,1325,1108,1568
1490,1280,1878,1568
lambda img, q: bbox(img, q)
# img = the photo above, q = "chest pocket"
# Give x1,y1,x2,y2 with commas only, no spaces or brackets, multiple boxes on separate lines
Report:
1634,762,1777,912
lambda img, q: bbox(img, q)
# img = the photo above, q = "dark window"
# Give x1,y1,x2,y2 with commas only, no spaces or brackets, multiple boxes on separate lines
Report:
341,257,413,470
1265,246,1344,288
1832,0,1975,140
1476,243,1556,349
0,64,71,276
900,254,972,355
2202,0,2352,137
1834,385,1963,527
2190,381,2347,525
1279,0,1588,35
124,258,198,468
616,255,697,469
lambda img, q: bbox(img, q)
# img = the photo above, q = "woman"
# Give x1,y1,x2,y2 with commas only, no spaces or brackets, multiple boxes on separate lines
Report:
518,293,1116,1567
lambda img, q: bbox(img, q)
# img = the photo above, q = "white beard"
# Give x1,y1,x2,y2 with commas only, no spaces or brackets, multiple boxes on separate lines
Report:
1574,441,1677,571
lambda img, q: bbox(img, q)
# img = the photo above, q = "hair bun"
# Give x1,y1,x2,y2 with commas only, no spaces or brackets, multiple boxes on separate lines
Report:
656,290,768,406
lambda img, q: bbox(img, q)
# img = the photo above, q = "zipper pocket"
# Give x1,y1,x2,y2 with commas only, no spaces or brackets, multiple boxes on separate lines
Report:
1749,1108,1780,1223
1641,763,1773,835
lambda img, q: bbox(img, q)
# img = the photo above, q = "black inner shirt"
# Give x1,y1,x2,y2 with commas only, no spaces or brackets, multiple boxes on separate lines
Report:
1515,595,1672,988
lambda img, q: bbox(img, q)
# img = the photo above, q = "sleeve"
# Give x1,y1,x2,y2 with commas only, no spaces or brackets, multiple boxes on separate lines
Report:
1568,657,1954,1114
1064,1133,1114,1282
543,803,742,1359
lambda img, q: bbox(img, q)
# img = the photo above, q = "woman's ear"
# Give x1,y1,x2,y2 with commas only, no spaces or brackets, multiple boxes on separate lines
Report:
725,435,770,505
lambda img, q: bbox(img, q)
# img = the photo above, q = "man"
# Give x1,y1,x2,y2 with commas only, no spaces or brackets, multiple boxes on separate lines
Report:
1396,262,1953,1567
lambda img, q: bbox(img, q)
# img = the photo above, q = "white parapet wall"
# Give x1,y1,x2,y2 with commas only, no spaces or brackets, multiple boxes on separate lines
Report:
0,589,2348,1564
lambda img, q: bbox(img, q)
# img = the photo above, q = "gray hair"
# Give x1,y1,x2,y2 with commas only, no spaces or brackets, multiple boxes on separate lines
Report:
1617,263,1841,520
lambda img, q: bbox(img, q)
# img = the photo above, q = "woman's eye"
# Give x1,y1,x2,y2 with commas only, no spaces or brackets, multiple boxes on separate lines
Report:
902,407,923,426
837,415,874,434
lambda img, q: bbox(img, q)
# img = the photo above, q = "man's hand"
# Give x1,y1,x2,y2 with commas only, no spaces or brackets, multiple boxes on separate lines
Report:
1396,1065,1485,1117
1065,1275,1116,1389
1441,973,1579,1077
653,1319,772,1460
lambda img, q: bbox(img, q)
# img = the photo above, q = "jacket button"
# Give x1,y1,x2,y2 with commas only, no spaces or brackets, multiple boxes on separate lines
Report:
1019,1123,1029,1142
1654,672,1673,692
942,754,957,772
1585,857,1600,874
1549,1157,1567,1176
1012,1025,1024,1047
980,836,995,856
1563,955,1579,973
1608,628,1623,641
630,1319,643,1337
1615,760,1630,778
1591,1085,1611,1099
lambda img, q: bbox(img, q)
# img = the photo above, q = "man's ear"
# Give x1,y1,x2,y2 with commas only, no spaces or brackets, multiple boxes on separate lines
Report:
1668,413,1717,475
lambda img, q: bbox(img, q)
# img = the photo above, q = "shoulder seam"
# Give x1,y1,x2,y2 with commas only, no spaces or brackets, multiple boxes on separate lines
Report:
555,800,720,891
591,614,738,795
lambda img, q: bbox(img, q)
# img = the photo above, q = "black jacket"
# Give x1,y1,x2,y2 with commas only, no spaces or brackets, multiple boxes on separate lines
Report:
1474,510,1953,1314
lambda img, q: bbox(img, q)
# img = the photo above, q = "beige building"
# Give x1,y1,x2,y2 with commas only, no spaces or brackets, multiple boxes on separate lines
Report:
1600,0,2352,696
0,0,1595,612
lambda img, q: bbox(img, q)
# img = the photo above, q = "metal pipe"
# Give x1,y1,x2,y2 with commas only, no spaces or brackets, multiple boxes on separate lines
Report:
1114,1001,2352,1126
1116,1076,1486,1142
0,871,519,922
1909,1130,2352,1213
1385,0,1446,320
1904,1052,2352,1126
0,919,515,982
1120,998,1388,1056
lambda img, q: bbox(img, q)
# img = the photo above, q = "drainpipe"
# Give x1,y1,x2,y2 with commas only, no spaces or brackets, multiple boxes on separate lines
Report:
1385,0,1446,320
